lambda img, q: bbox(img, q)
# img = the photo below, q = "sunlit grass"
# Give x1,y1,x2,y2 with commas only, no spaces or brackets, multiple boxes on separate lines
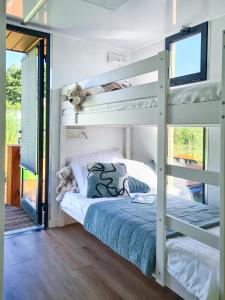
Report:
6,101,21,145
173,127,204,164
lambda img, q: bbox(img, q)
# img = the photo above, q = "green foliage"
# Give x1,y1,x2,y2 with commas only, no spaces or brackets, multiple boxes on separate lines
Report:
6,65,22,105
173,127,204,163
5,65,22,145
6,102,21,145
6,100,21,111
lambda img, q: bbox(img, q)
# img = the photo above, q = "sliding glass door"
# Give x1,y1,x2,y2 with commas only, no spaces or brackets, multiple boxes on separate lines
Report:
20,40,45,224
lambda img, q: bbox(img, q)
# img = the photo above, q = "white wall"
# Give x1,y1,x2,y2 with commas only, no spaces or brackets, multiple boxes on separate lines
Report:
131,127,157,162
64,127,125,159
130,40,164,85
131,40,164,62
49,33,128,227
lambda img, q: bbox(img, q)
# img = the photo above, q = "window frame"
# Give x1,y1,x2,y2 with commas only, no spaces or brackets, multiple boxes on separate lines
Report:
202,127,206,204
165,22,208,86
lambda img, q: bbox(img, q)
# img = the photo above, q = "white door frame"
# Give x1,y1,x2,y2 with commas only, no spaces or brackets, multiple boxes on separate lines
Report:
0,0,6,299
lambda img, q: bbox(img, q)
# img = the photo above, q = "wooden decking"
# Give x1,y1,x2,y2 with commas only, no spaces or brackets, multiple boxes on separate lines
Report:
4,224,181,300
4,204,34,232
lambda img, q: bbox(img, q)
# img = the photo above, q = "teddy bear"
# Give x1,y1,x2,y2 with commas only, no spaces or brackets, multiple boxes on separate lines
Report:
67,83,91,112
56,166,79,202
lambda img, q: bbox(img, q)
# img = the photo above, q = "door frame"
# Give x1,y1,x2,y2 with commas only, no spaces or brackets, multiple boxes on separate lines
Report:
6,23,50,229
0,1,6,297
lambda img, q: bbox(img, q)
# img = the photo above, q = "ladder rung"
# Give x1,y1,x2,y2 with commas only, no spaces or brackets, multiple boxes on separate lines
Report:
167,215,219,250
166,164,219,186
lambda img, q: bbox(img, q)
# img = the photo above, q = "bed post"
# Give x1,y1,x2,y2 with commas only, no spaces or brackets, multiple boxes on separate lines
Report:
156,50,169,285
125,126,131,159
59,92,67,227
220,30,225,300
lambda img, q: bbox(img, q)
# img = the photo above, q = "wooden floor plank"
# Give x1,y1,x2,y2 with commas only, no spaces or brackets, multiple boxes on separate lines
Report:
4,224,181,300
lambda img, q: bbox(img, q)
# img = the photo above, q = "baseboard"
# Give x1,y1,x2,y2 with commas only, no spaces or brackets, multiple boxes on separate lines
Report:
48,217,60,228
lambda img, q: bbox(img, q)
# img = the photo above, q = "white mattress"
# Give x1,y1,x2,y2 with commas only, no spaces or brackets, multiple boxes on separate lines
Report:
80,81,221,114
61,192,219,300
61,191,138,225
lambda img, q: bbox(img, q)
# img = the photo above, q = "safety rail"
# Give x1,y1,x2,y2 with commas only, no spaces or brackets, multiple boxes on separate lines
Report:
167,215,219,250
166,165,219,186
79,54,159,89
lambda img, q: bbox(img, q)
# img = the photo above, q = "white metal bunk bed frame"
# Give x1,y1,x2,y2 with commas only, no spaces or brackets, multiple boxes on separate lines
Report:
60,31,225,299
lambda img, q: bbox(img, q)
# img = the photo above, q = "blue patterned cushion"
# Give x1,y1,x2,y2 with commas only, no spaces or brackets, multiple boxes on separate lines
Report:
128,177,150,193
87,162,130,198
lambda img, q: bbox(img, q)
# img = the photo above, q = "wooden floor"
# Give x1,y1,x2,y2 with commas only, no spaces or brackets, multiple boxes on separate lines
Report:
4,224,181,300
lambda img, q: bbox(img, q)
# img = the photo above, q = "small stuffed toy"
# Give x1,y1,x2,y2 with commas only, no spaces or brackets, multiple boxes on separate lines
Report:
56,166,78,202
67,83,91,112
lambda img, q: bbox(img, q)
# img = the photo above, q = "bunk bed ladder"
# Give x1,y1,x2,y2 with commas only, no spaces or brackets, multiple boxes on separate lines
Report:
220,29,225,300
156,36,225,297
156,50,169,285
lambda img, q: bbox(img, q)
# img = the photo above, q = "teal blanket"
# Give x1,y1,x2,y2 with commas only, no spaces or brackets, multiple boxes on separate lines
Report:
84,196,219,276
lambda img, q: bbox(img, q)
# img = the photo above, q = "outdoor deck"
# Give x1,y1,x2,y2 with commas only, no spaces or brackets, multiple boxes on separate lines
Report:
4,145,36,232
4,204,34,232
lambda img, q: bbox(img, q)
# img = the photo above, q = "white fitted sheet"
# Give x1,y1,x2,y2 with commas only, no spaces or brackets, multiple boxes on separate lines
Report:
61,191,139,225
61,192,219,300
80,81,221,114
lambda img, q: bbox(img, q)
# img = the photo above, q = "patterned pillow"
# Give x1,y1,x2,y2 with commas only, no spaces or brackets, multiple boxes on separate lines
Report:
87,162,130,198
128,177,150,193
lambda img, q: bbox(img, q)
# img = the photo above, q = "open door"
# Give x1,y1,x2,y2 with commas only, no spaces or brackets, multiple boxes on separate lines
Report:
5,24,50,232
20,40,45,225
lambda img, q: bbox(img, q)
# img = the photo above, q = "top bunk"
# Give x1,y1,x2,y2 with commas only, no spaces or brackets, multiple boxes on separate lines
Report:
61,51,222,127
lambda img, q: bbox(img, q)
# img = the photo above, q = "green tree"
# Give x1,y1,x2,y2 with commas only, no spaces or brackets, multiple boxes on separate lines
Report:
173,127,204,163
6,65,22,104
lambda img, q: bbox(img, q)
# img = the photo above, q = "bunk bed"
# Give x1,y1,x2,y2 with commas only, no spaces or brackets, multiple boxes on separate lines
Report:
59,31,225,300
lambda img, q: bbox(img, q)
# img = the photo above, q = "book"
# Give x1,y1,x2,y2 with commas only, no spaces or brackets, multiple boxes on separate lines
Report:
131,194,156,204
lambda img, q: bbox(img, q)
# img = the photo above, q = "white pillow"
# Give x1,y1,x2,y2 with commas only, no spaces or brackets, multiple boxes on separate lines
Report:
69,149,124,195
116,159,157,192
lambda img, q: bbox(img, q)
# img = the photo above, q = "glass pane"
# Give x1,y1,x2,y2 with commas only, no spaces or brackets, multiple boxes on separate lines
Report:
168,127,205,203
22,169,38,208
168,127,204,167
167,176,204,203
170,33,201,78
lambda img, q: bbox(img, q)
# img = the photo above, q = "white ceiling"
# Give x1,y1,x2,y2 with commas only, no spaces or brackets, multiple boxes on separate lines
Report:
6,0,225,50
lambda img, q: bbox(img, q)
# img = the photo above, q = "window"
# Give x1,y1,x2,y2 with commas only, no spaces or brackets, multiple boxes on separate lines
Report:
168,127,206,203
165,22,208,86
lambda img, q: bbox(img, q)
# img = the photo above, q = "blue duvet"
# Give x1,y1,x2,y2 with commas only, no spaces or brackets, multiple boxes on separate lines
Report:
84,196,219,276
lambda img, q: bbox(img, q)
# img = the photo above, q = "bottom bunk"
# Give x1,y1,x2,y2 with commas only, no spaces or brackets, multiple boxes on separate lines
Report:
60,191,219,300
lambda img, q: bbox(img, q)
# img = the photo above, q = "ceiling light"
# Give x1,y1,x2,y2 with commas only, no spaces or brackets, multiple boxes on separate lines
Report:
172,0,177,25
81,0,128,11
